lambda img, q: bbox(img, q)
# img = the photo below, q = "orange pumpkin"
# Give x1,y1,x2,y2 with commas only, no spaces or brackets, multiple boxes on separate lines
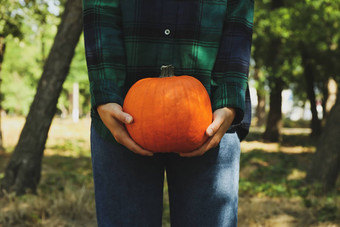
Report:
123,65,212,153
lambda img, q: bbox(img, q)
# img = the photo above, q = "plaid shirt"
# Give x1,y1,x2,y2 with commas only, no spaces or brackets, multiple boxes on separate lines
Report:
83,0,254,142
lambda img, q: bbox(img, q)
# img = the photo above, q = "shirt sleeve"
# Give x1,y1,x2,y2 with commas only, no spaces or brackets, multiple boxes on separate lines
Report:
211,0,254,125
83,0,126,112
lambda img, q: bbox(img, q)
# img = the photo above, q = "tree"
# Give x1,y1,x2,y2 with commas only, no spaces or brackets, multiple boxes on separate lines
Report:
0,0,83,195
304,0,340,190
306,84,340,190
287,0,340,136
253,0,287,142
1,3,66,116
301,50,322,137
254,0,340,140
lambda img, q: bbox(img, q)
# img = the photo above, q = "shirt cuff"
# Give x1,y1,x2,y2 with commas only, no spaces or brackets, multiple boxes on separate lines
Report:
90,79,124,113
211,82,246,126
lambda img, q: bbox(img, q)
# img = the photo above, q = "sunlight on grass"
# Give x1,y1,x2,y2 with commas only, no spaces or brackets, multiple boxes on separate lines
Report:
0,183,96,227
1,117,340,226
2,116,91,157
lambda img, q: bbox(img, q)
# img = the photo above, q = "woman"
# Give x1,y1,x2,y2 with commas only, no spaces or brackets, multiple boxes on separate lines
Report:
83,0,254,226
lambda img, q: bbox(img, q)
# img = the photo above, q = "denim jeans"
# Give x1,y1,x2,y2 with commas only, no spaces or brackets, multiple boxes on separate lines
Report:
90,124,241,227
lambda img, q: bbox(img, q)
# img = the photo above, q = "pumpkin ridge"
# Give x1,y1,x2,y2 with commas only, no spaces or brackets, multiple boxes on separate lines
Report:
198,77,213,145
192,77,208,147
184,76,211,151
177,76,191,151
153,78,165,152
125,81,138,145
187,77,203,150
161,77,169,152
142,79,158,152
127,81,145,149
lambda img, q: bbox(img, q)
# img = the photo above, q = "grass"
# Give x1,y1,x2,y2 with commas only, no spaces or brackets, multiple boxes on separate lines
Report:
238,128,340,226
0,117,340,227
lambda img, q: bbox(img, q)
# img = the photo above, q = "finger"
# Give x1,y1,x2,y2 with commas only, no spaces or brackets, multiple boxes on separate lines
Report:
179,139,211,158
179,148,205,157
206,114,224,137
97,103,133,124
114,127,153,156
109,121,153,156
121,136,154,156
180,136,219,157
111,105,133,124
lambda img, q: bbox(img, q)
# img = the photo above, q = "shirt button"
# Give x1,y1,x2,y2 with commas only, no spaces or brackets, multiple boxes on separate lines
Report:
164,29,171,35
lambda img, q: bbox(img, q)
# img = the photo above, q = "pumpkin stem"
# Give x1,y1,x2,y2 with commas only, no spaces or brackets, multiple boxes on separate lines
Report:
160,65,175,78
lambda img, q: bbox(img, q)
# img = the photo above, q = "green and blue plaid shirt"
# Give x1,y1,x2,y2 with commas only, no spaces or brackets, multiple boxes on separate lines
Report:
83,0,254,142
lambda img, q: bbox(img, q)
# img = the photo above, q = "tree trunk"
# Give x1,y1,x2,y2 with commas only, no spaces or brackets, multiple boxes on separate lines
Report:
0,35,6,152
261,0,283,141
0,0,83,195
306,89,340,191
262,79,283,142
256,93,266,127
302,55,322,137
254,68,266,127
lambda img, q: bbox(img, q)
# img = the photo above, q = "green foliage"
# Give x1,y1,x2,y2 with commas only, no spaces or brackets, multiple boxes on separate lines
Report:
2,38,43,115
0,1,24,38
1,0,89,116
58,35,90,117
1,9,60,115
252,0,340,105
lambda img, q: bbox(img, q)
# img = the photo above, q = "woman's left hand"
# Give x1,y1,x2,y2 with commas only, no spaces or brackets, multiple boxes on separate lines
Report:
179,107,236,157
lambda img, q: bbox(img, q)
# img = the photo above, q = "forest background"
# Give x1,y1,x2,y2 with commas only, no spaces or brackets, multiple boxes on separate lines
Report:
0,0,340,226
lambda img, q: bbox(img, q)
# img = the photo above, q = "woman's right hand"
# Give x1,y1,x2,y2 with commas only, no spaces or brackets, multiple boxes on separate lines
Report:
97,103,154,156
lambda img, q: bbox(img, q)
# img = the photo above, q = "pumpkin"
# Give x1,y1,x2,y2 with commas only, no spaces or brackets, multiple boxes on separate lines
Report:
123,65,212,153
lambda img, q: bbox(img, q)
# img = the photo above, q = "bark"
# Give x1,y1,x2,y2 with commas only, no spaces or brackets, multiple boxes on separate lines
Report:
262,79,283,142
0,35,6,152
0,0,83,195
259,0,284,139
306,90,340,191
302,54,322,137
261,0,284,139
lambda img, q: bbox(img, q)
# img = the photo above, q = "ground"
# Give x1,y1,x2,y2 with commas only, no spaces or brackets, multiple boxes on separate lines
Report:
0,117,339,227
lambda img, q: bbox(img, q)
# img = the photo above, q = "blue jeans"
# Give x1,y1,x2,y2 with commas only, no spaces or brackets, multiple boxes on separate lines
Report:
91,124,241,227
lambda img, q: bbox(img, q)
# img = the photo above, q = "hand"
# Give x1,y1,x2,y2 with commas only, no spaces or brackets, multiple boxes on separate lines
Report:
179,107,236,157
97,103,154,156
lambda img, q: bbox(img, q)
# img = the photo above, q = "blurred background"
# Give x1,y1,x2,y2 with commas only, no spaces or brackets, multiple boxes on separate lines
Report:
0,0,340,226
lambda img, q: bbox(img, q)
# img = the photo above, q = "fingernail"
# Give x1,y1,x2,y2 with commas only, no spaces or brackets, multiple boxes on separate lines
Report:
207,128,213,136
125,116,132,123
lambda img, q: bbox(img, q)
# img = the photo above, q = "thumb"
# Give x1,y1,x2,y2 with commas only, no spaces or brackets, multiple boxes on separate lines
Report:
115,111,133,124
111,104,134,124
124,114,133,124
206,115,223,137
